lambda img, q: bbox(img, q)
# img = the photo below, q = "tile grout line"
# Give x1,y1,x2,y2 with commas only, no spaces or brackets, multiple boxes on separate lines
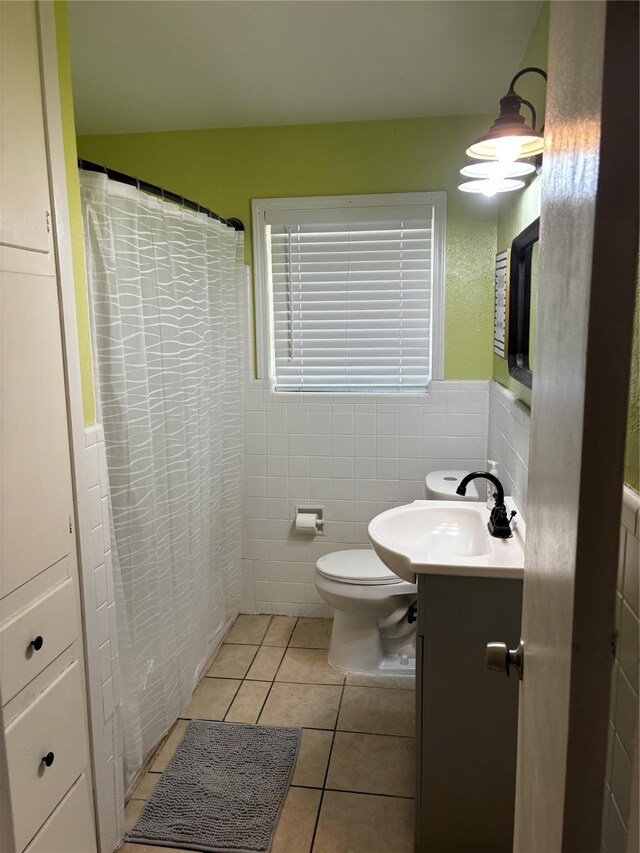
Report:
254,616,298,722
259,617,338,853
222,615,288,723
323,787,415,801
206,643,260,681
308,676,347,853
254,615,299,726
223,616,280,723
290,783,415,802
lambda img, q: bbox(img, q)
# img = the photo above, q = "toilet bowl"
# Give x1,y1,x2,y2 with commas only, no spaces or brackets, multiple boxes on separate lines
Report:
314,550,417,674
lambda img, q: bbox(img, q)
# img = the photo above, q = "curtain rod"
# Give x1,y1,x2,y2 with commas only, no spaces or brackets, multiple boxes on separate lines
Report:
77,158,244,232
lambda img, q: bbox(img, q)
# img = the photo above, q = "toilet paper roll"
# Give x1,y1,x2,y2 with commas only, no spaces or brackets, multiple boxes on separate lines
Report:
295,512,319,533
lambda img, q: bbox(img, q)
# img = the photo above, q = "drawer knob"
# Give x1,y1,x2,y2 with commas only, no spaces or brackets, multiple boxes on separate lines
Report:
41,752,55,768
29,636,44,652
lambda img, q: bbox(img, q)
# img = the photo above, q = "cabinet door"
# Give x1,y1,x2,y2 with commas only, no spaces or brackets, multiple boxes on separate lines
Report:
0,270,75,597
0,1,52,256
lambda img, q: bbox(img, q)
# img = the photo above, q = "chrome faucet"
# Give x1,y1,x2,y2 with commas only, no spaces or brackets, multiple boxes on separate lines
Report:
455,472,516,539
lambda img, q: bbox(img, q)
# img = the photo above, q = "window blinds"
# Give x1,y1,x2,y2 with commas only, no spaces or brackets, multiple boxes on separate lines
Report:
268,206,434,392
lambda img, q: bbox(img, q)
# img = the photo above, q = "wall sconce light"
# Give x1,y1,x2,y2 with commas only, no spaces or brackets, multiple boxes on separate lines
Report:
458,66,547,195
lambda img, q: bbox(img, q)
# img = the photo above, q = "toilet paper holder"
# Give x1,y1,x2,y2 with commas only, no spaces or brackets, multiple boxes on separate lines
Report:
294,505,325,535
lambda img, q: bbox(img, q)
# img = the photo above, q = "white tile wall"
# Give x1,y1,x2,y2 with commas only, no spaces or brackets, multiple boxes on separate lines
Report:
240,380,490,616
84,424,124,851
603,486,640,853
488,380,531,517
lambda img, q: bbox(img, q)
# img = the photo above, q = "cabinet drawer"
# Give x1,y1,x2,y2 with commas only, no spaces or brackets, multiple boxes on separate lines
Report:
5,661,88,851
0,579,77,703
24,773,96,853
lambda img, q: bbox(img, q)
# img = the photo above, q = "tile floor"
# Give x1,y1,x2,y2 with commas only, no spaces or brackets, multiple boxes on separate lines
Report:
122,614,416,853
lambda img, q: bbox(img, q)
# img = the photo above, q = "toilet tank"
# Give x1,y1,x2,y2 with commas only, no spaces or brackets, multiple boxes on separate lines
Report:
425,470,481,501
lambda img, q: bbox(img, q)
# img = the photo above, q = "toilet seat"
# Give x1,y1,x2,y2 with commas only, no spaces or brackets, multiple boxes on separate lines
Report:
316,549,402,586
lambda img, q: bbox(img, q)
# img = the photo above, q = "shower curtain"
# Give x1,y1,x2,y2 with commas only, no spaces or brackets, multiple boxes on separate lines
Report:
80,171,245,785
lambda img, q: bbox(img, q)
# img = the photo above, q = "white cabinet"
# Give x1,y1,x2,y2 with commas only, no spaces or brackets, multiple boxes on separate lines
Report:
0,2,97,851
5,662,89,852
0,579,77,703
24,774,96,853
0,271,75,598
0,1,52,256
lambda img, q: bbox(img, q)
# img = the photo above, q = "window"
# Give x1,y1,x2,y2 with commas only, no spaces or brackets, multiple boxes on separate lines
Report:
252,192,446,392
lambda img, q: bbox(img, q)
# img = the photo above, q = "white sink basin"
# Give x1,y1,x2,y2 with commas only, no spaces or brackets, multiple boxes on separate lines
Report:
368,500,525,583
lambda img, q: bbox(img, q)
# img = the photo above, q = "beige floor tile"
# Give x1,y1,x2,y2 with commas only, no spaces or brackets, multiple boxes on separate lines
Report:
180,677,240,720
313,791,414,853
326,732,415,797
207,643,258,678
263,615,297,646
276,647,344,685
292,728,333,788
337,686,415,737
259,682,342,729
345,672,416,691
225,680,271,723
125,798,145,832
150,719,189,772
129,771,160,800
225,614,271,644
290,617,332,649
271,786,321,853
246,645,286,681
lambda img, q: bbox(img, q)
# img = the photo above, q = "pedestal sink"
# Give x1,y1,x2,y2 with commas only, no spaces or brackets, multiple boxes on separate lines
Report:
368,499,525,583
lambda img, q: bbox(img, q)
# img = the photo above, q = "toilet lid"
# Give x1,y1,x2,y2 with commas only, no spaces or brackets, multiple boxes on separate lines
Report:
316,550,403,585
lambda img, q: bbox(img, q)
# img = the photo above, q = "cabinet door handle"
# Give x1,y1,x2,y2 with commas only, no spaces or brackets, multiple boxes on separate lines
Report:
29,636,44,652
41,752,55,768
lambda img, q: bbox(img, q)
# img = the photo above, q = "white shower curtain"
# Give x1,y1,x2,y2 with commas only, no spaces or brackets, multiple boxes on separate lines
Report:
80,172,245,786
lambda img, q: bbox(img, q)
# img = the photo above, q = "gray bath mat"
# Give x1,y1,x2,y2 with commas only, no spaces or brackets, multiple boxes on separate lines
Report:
127,719,301,852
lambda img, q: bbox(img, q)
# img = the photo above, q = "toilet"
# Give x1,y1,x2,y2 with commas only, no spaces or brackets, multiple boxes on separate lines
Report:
314,549,418,674
425,469,481,501
314,469,480,674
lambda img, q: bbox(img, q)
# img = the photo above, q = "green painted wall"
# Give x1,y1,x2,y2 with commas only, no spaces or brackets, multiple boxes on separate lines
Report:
493,1,639,491
78,114,499,381
54,1,96,424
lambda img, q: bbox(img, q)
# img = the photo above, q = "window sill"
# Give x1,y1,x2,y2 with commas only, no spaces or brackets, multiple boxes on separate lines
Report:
245,378,489,407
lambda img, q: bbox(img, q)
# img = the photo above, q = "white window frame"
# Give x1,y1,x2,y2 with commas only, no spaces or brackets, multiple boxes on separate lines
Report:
252,191,446,389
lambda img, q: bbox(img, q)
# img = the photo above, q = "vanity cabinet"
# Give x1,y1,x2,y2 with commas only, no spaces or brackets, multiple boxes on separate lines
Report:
415,574,523,853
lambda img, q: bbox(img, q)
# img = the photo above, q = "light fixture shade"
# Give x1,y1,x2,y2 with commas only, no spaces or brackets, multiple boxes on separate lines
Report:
460,161,535,179
458,178,525,196
466,128,544,162
466,89,544,162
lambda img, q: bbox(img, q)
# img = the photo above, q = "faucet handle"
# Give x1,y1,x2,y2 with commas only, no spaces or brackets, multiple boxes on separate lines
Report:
488,504,515,539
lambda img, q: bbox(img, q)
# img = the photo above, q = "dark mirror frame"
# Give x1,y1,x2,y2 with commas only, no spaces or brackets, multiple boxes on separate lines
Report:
508,217,539,389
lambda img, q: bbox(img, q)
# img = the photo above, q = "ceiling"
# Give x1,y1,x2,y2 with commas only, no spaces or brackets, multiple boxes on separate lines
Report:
68,1,541,135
